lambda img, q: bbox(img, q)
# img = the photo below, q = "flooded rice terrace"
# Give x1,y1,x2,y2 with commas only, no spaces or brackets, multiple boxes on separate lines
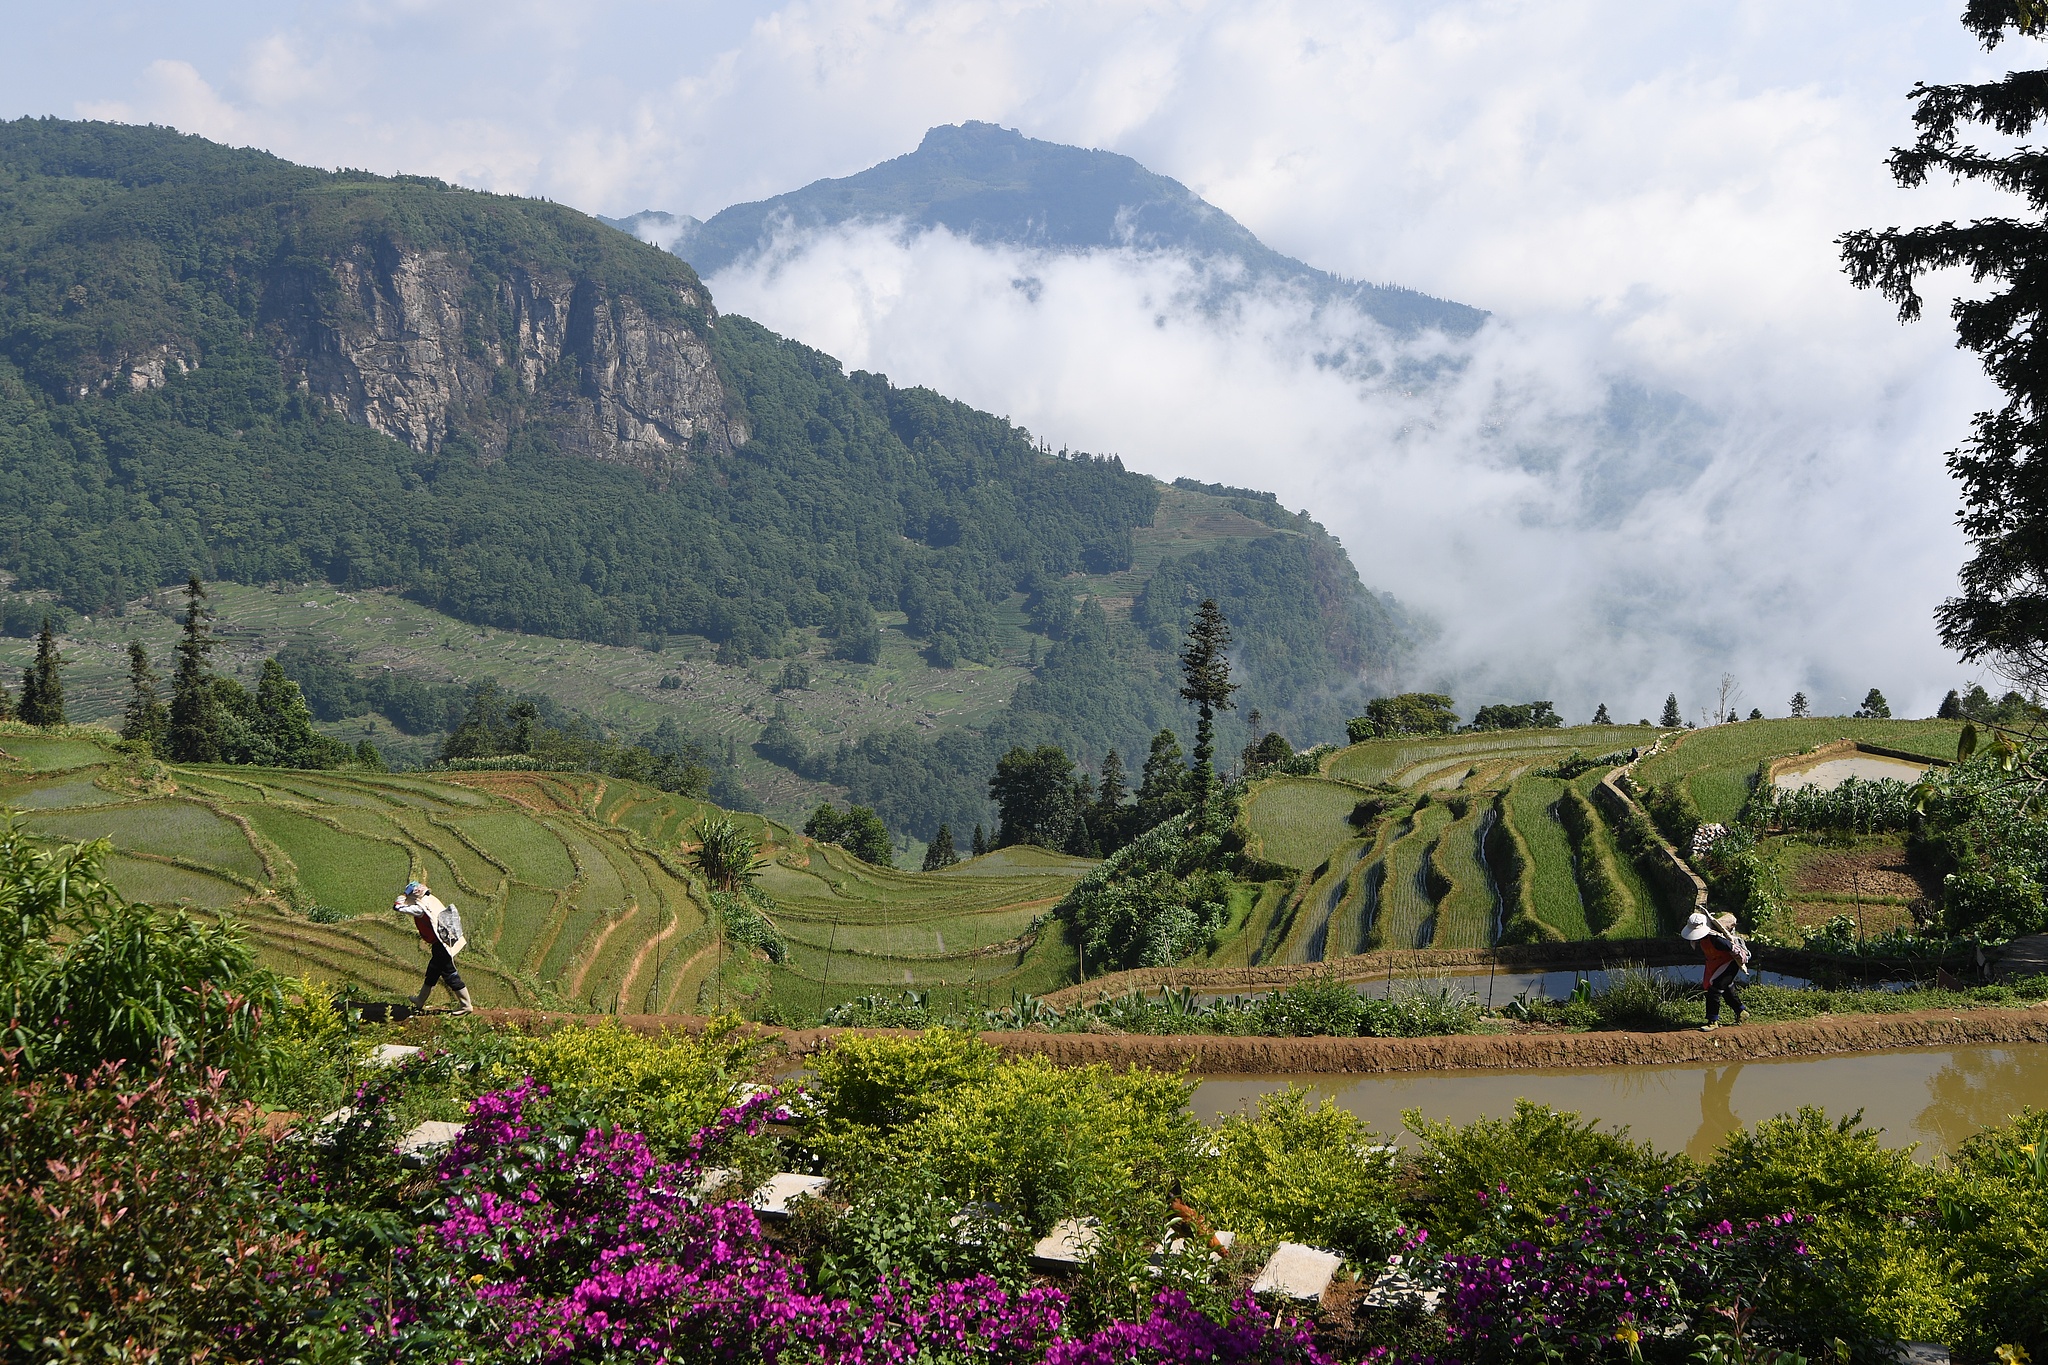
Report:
1193,1044,2048,1161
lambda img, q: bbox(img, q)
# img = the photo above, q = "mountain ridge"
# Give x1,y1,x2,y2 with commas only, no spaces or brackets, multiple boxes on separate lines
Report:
605,121,1487,337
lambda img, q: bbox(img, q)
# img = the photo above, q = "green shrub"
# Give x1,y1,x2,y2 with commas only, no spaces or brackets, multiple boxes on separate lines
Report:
1184,1086,1402,1260
0,1060,322,1357
1705,1107,1952,1345
808,1028,999,1138
806,1165,1033,1298
1061,807,1237,969
894,1056,1198,1232
479,1016,771,1158
1403,1099,1688,1248
1934,1108,2048,1363
1592,961,1687,1029
252,974,357,1114
1642,779,1705,851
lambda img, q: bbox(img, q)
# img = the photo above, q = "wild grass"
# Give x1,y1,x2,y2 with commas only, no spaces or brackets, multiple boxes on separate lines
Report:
1631,718,1964,806
1326,725,1656,788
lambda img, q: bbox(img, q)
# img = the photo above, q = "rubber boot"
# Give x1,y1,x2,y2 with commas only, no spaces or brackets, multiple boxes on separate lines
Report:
451,986,474,1016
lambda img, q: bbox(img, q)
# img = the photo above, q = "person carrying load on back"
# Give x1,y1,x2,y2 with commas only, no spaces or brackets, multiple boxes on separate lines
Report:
396,880,472,1015
1682,909,1749,1032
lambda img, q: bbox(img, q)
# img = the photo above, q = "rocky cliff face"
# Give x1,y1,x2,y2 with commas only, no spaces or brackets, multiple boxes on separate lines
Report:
259,240,744,473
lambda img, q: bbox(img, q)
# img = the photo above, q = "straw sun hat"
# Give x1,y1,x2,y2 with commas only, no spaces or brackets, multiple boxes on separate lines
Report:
1681,910,1739,941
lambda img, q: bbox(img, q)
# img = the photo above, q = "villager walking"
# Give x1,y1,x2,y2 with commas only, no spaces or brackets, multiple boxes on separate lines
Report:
397,880,472,1014
1682,909,1749,1032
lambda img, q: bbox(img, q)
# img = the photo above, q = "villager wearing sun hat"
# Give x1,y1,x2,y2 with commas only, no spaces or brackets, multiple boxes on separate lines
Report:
396,880,472,1014
1682,909,1749,1032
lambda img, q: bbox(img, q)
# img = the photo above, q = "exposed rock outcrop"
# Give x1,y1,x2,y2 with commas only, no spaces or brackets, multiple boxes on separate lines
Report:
261,240,744,474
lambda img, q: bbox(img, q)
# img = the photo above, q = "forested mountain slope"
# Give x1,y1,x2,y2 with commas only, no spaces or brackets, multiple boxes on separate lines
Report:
0,118,1412,837
611,121,1487,337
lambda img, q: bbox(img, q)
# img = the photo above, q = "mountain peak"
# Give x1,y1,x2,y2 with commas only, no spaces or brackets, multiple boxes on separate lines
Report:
638,123,1485,336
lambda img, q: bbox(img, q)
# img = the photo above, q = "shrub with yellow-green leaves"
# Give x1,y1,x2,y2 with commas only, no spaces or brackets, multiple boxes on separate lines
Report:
1182,1086,1402,1261
1929,1108,2048,1364
480,1016,770,1158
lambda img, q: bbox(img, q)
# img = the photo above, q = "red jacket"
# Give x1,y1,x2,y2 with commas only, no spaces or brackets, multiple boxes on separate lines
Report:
1701,937,1740,988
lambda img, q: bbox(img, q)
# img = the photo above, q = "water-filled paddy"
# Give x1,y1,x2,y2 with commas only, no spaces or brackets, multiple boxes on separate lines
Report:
1773,753,1928,790
1193,1043,2048,1160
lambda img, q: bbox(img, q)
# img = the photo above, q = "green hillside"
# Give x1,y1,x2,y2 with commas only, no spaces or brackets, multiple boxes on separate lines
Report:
0,118,1411,838
1229,717,1967,964
0,723,1090,1013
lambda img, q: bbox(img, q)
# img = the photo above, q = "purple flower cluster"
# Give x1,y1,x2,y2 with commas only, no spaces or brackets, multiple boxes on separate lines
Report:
1428,1180,1811,1363
1046,1291,1331,1365
431,1080,1070,1363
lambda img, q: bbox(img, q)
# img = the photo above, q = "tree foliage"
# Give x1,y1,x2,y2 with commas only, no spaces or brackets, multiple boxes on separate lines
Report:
1841,7,2048,683
1346,693,1458,742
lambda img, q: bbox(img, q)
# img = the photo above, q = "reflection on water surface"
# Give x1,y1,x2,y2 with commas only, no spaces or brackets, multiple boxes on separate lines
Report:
1192,1045,2048,1160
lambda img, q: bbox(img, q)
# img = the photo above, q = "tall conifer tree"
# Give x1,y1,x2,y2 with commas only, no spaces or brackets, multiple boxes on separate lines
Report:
122,640,168,750
1659,693,1682,728
17,617,65,727
168,575,222,762
1178,599,1238,812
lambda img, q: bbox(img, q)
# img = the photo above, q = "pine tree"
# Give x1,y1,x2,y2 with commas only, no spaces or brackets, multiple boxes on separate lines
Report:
1790,691,1810,718
1591,703,1613,725
1938,688,1964,720
1855,688,1892,720
122,640,168,749
17,617,65,727
1659,693,1682,728
1135,729,1192,832
1177,599,1238,812
168,575,223,763
970,823,988,857
256,657,336,767
922,822,958,871
1842,6,2048,684
355,738,387,772
1747,708,1763,721
1097,748,1127,808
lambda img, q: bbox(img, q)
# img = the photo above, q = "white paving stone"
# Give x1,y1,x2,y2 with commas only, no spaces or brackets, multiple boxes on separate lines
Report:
691,1167,742,1203
367,1043,421,1067
1029,1218,1102,1271
1251,1243,1343,1301
750,1172,831,1219
395,1120,465,1162
1898,1347,1951,1365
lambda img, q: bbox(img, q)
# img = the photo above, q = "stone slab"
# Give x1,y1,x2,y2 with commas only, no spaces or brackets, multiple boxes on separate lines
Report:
1992,933,2048,982
367,1043,422,1067
395,1119,465,1163
1252,1242,1343,1301
691,1167,741,1203
1029,1218,1102,1271
1898,1346,1951,1365
750,1172,830,1220
1360,1267,1442,1313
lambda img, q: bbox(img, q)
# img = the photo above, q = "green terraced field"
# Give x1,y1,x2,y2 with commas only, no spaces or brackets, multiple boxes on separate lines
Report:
1244,777,1373,870
1,723,1096,1017
1224,717,1965,965
1501,776,1591,939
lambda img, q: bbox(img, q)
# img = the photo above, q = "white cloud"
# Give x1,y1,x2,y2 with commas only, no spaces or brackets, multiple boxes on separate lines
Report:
11,0,2036,720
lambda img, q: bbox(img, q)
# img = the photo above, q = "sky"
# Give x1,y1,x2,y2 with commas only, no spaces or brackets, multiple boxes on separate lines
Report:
2,1,2029,724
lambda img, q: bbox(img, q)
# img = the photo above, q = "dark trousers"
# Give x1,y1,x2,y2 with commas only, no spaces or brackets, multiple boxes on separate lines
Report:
1706,964,1743,1023
423,941,465,995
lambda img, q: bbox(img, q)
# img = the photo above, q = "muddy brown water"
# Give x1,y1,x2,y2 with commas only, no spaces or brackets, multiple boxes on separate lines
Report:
1193,1044,2048,1161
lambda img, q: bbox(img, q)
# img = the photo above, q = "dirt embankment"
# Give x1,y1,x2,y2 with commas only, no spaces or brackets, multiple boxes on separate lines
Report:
465,1005,2048,1076
1034,939,1970,1008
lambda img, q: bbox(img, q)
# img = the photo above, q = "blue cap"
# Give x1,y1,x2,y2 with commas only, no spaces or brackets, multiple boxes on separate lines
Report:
403,881,426,896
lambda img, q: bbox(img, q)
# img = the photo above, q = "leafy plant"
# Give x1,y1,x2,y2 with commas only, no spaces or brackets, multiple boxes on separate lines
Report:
1184,1086,1403,1261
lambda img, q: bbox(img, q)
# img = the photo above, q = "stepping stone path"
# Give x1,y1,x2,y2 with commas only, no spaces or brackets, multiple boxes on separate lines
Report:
396,1120,466,1165
1252,1243,1343,1302
1898,1348,1951,1365
751,1173,831,1220
1030,1218,1103,1272
367,1043,421,1067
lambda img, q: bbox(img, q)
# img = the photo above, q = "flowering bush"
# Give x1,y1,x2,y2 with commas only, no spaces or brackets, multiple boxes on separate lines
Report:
0,1056,323,1360
1046,1291,1330,1365
415,1079,1068,1364
1425,1178,1820,1362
